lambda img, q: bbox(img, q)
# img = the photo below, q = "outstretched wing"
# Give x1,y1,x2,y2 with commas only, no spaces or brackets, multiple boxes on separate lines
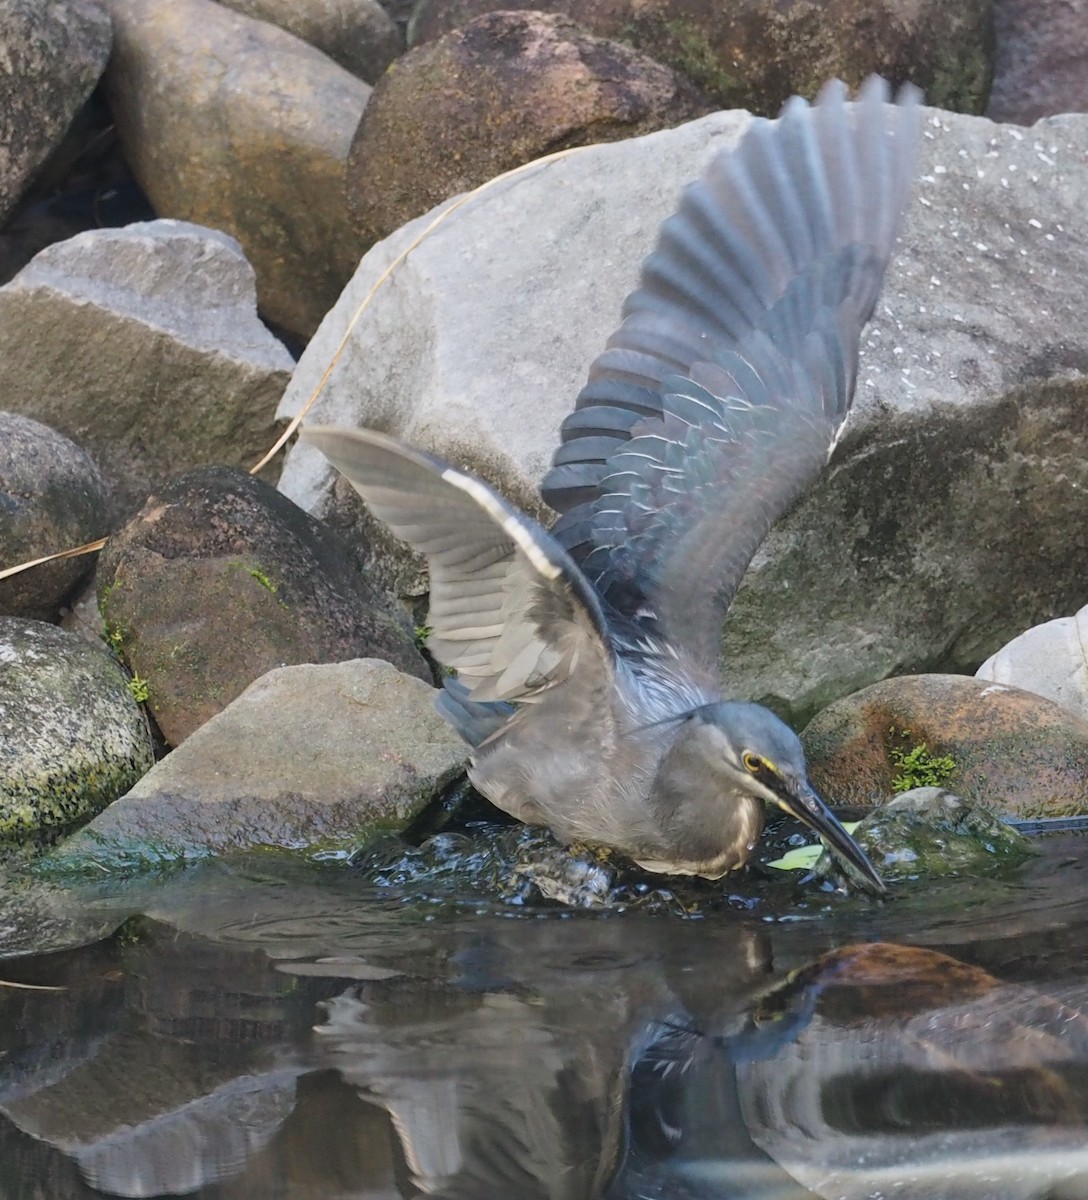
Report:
541,76,921,669
301,426,614,707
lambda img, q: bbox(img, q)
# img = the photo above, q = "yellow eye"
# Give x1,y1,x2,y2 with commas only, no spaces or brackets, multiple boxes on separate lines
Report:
743,752,763,774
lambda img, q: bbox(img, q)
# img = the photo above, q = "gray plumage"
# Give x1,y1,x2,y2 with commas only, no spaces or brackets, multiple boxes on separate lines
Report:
303,77,922,894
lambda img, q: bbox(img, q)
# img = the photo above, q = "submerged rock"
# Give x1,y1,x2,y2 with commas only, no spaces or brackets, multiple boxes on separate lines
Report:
737,942,1088,1200
44,659,466,872
802,674,1088,818
0,618,154,840
353,823,620,908
815,787,1033,884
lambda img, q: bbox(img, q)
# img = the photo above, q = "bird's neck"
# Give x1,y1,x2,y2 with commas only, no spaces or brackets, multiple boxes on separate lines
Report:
642,725,764,877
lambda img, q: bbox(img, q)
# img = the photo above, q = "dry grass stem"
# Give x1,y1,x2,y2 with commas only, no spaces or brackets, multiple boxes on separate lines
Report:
0,144,594,583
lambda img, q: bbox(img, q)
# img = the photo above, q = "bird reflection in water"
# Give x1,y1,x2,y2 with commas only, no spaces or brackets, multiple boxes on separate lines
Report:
311,937,1088,1200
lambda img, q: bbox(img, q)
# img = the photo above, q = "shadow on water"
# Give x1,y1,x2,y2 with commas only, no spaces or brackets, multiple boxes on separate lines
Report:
4,831,1088,1198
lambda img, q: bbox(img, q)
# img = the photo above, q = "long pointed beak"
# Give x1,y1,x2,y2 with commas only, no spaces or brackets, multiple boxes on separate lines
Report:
775,780,885,895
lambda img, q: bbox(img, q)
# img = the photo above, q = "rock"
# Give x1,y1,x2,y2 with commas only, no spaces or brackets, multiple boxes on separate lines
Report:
815,787,1033,884
988,0,1088,125
801,674,1088,818
0,91,156,288
102,0,371,338
96,466,430,747
737,942,1088,1200
0,618,154,840
977,601,1088,722
408,0,993,115
0,414,110,621
215,0,403,83
0,220,294,514
46,659,466,869
0,0,113,223
280,107,1088,722
346,10,709,244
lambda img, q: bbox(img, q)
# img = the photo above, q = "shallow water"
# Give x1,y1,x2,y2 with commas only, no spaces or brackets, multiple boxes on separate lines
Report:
3,829,1088,1199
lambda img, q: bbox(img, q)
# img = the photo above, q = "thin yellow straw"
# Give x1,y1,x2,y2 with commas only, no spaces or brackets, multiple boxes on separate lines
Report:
0,537,108,583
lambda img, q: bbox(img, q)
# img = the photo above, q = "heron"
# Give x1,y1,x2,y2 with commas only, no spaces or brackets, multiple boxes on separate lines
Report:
303,76,921,896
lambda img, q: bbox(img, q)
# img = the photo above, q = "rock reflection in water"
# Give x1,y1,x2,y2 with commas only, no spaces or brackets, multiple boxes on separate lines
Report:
735,943,1088,1200
7,852,1088,1198
0,926,400,1199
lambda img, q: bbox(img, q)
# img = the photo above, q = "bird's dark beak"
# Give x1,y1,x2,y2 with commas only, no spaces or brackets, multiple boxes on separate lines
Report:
774,780,886,895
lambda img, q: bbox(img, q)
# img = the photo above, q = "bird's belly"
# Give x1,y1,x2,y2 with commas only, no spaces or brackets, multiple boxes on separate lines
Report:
469,737,654,851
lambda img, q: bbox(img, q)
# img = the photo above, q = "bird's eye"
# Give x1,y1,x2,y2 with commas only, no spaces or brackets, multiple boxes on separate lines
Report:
743,752,764,774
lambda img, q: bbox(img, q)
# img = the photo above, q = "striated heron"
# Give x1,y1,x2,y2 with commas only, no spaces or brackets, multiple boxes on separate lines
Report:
303,77,922,895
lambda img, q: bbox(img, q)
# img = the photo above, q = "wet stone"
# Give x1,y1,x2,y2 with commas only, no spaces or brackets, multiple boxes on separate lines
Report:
44,658,465,871
815,787,1035,885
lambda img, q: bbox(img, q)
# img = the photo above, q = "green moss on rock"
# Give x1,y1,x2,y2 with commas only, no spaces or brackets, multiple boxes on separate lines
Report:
0,618,155,840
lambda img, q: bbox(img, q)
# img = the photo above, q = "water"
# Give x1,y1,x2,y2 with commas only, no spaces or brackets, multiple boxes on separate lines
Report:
2,830,1088,1199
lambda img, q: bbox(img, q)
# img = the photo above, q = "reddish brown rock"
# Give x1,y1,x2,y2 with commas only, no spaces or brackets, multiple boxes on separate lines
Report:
801,674,1088,817
409,0,993,115
346,9,709,243
97,467,430,746
740,941,1088,1196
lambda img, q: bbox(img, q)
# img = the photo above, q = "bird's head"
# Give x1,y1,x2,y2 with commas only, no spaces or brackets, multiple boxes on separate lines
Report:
654,702,885,894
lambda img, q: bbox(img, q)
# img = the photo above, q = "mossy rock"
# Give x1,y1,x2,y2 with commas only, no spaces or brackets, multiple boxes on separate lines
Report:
409,0,995,116
0,618,154,840
802,674,1088,818
815,787,1034,883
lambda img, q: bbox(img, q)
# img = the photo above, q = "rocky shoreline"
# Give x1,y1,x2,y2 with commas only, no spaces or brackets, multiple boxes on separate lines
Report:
1,0,1087,902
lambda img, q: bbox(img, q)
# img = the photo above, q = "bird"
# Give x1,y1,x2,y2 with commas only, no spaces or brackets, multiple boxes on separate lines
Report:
302,76,922,896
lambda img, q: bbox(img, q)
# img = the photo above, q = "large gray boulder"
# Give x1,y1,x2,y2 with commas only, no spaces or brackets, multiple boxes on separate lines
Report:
0,0,112,223
0,220,294,514
0,618,154,839
279,105,1088,725
47,659,467,870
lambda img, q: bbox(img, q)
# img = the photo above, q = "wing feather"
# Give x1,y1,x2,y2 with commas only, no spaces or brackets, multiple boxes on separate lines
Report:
301,427,614,708
541,76,920,667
